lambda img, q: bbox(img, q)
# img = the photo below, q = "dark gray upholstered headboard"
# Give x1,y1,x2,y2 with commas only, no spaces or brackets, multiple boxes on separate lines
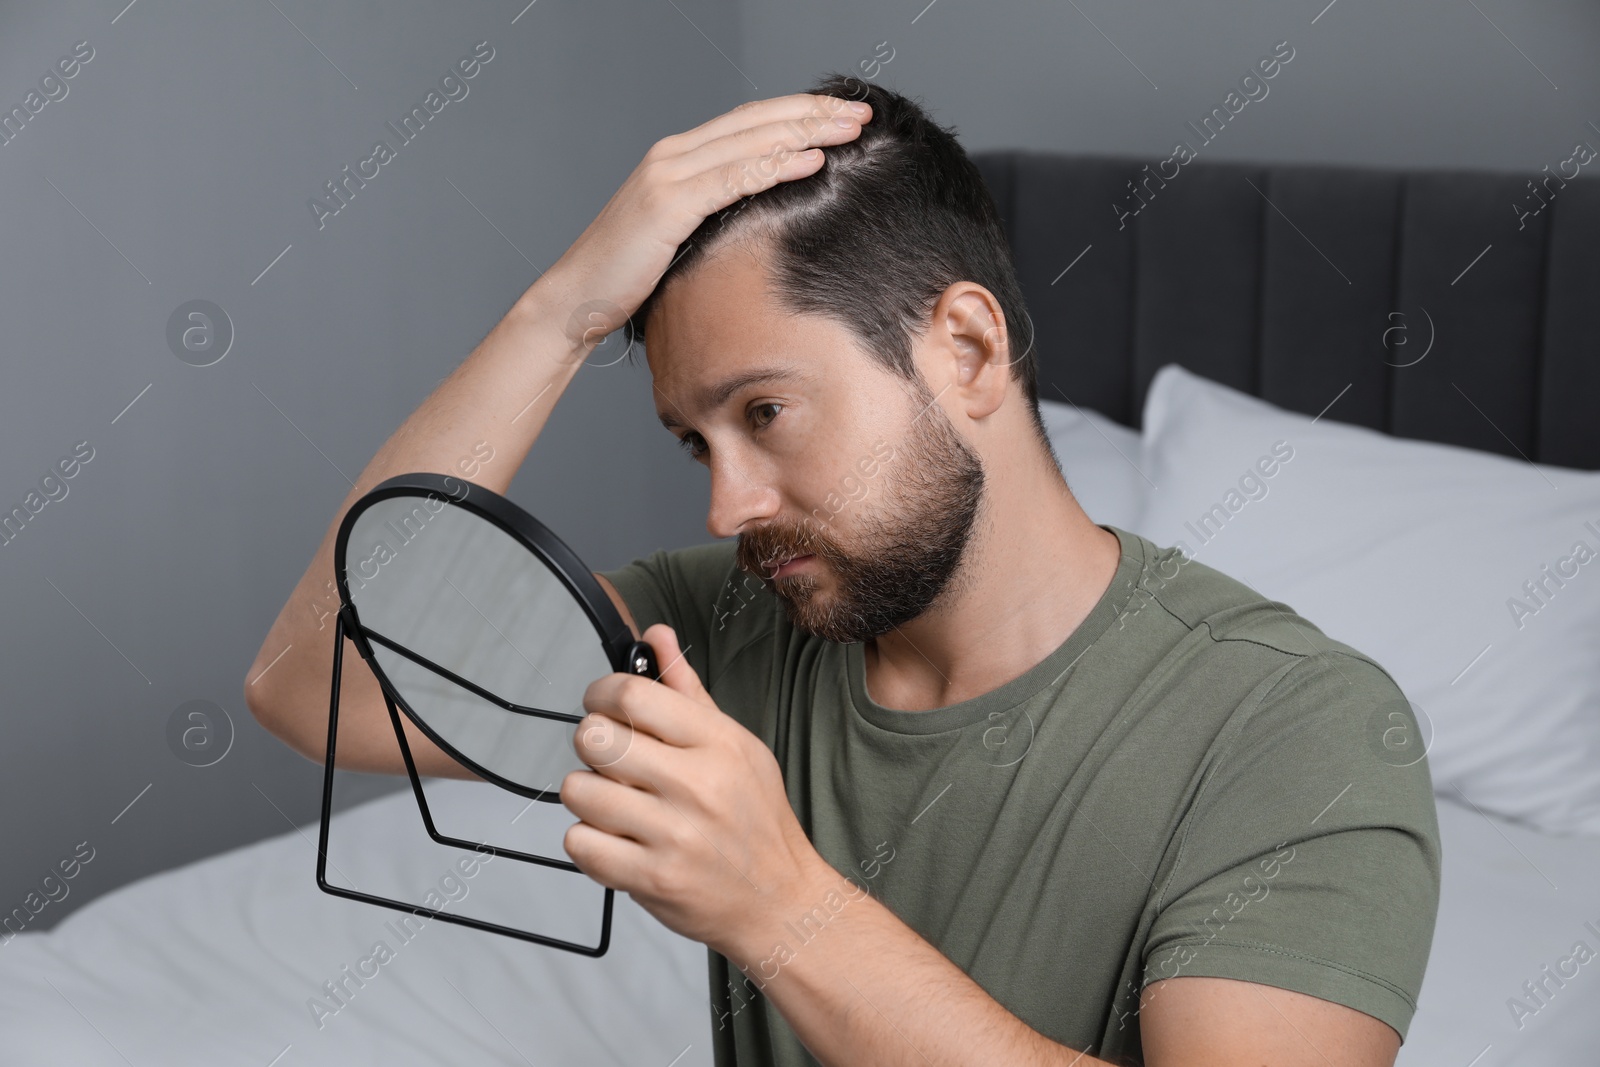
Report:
970,150,1600,471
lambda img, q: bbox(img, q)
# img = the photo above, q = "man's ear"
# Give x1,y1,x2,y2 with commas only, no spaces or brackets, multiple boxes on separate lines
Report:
924,282,1013,421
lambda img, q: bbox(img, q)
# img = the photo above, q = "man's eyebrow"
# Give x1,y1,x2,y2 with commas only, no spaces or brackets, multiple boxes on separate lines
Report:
656,364,812,431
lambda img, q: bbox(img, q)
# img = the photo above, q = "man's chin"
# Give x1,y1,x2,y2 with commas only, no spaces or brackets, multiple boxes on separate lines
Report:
777,588,886,645
771,576,835,626
770,570,823,601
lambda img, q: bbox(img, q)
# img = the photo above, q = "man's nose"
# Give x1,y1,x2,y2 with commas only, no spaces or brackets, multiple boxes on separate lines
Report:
705,456,780,540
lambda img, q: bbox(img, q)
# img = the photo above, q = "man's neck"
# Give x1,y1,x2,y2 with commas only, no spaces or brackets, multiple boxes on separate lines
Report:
860,459,1123,713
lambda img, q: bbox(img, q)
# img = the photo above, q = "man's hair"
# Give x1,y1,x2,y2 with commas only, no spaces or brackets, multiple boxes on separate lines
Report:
625,72,1047,449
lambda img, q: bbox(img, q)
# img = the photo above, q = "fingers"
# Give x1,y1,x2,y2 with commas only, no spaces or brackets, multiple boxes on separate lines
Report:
686,99,870,172
572,705,675,790
574,624,717,789
682,115,859,199
581,671,704,750
561,769,663,845
643,623,709,703
659,94,873,214
563,818,651,887
573,701,645,769
668,127,834,220
669,92,869,154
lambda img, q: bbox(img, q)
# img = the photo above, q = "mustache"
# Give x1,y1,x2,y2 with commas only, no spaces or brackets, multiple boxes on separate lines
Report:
736,519,833,578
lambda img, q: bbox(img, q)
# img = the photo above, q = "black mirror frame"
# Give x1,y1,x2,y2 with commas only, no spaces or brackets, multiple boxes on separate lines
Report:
314,472,660,957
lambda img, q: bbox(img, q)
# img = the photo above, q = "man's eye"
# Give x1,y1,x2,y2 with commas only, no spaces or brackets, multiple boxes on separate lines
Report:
677,432,707,459
751,402,783,429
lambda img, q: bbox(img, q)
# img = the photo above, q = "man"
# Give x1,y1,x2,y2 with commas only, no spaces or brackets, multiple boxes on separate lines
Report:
247,73,1440,1067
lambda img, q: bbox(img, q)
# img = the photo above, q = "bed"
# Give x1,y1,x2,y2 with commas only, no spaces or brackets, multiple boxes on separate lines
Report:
3,718,1597,1065
0,778,716,1067
4,149,1596,1065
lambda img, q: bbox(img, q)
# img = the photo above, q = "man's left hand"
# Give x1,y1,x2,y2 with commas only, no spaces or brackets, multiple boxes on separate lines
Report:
562,622,828,956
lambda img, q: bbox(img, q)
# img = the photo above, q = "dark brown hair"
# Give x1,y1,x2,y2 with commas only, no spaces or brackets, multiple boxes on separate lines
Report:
626,72,1046,447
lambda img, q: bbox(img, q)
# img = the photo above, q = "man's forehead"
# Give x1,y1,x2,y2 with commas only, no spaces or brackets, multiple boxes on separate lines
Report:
643,243,774,375
645,251,830,427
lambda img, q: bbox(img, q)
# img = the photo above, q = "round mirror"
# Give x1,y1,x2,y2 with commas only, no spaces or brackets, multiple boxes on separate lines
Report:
335,478,638,800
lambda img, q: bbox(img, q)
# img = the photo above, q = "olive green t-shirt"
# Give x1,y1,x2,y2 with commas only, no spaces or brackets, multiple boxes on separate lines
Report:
599,524,1441,1066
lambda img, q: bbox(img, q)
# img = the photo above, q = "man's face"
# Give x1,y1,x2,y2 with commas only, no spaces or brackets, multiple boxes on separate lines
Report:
645,239,986,643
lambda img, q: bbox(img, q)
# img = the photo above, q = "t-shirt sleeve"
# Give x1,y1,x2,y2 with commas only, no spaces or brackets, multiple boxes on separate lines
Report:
1140,649,1443,1042
597,541,743,686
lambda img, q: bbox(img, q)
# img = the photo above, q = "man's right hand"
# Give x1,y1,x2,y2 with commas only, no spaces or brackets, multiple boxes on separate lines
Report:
540,92,872,356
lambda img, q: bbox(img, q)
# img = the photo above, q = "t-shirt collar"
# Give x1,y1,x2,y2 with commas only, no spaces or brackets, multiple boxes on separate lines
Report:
845,524,1150,735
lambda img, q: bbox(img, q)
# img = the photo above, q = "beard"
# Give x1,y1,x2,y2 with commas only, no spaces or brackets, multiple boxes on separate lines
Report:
733,381,986,644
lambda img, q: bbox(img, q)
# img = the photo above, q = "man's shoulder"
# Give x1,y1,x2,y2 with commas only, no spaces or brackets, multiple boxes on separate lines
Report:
1118,527,1395,681
1106,529,1419,781
1128,537,1434,838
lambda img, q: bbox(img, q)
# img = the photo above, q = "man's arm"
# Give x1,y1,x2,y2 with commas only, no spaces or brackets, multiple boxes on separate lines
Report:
725,861,1119,1066
1141,976,1399,1066
595,573,644,641
728,863,1399,1067
243,91,874,776
242,281,588,778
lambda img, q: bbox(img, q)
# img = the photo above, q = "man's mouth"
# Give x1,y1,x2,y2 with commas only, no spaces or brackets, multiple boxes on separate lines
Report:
771,553,815,577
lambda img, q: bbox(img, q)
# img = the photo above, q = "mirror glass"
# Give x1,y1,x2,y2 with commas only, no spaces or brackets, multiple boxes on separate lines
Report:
343,494,612,795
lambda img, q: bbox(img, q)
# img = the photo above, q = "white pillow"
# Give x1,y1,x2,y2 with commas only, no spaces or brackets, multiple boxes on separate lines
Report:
1037,398,1146,533
1135,363,1600,836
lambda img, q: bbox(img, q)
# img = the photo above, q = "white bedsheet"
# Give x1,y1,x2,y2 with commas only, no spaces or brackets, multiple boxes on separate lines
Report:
1,781,1595,1065
0,778,714,1067
1400,794,1600,1066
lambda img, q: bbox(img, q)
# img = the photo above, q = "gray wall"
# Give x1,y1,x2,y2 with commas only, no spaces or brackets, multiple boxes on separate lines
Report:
0,0,730,931
743,0,1600,172
4,0,1597,929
